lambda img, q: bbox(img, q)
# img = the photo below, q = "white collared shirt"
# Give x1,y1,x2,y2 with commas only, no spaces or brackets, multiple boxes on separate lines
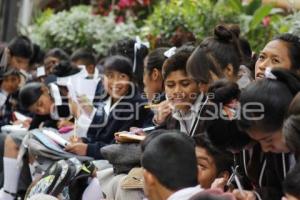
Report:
76,96,123,137
103,96,123,118
172,94,204,135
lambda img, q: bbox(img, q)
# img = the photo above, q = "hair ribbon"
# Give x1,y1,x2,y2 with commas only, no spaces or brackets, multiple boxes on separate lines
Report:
164,47,177,58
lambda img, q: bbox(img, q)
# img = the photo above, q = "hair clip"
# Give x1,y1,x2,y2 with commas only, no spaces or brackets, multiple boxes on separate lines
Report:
264,67,277,80
222,106,237,120
164,47,177,58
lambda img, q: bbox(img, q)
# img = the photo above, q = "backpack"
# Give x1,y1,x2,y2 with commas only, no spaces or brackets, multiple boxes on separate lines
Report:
25,158,96,200
27,129,93,162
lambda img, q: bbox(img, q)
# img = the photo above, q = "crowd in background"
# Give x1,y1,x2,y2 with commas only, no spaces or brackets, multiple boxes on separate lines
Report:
0,23,299,200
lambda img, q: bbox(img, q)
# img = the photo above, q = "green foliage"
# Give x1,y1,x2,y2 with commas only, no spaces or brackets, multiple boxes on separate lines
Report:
34,9,54,27
143,0,237,42
23,5,139,56
24,1,299,55
249,5,273,29
284,11,300,36
143,0,288,52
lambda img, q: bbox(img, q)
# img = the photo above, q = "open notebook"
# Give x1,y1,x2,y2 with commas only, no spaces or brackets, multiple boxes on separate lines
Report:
114,132,146,143
32,129,70,153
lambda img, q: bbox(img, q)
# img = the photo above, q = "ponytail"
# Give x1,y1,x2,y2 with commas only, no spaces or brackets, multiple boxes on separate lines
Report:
201,80,251,151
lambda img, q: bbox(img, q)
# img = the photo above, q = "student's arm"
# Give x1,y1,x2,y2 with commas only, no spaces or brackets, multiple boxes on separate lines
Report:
233,187,283,200
86,141,108,159
152,100,172,126
86,114,141,159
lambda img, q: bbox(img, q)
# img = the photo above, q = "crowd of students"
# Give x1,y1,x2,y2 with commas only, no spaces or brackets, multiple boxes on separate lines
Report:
0,23,299,200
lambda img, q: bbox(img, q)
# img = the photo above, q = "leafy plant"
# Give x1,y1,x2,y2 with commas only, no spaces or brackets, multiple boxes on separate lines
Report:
284,11,300,36
23,5,139,56
143,0,220,46
143,0,288,51
93,0,158,26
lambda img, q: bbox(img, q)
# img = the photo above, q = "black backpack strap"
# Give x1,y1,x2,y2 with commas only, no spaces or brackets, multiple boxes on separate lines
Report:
69,161,96,200
51,160,77,197
45,162,62,194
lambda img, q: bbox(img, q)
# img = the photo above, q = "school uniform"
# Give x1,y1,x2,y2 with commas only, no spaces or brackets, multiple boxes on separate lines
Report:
85,87,154,159
235,144,295,200
159,94,207,136
92,79,105,107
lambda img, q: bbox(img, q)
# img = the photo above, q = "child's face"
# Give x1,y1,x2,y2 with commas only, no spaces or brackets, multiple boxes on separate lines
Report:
255,40,292,80
248,129,290,153
195,146,218,189
44,56,60,74
164,70,199,111
29,93,54,115
72,60,95,76
103,70,130,100
9,56,30,71
1,75,20,94
143,68,163,101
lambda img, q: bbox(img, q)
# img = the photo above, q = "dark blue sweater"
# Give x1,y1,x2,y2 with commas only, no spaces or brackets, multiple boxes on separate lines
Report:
85,88,153,159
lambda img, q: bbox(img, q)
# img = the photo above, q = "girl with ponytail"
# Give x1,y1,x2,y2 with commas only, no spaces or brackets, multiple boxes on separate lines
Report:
187,24,254,91
199,80,253,193
238,68,300,153
234,68,300,200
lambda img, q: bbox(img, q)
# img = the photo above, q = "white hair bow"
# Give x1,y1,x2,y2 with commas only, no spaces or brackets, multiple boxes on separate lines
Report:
164,47,177,58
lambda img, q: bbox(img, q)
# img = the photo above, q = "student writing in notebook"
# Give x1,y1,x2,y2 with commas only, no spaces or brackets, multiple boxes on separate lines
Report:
66,55,154,159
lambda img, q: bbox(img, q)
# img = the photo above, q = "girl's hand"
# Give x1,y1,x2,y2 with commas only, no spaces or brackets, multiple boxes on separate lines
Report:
13,119,32,128
69,98,80,118
211,177,227,191
65,143,87,156
129,127,146,136
232,189,256,200
69,135,83,143
153,100,172,125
